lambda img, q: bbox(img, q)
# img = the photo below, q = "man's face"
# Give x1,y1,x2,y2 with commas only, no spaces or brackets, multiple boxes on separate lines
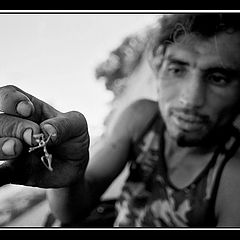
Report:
156,31,240,146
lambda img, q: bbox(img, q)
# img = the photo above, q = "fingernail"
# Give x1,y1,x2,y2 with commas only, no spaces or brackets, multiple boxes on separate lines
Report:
16,101,32,117
43,124,57,140
23,128,33,146
2,139,15,156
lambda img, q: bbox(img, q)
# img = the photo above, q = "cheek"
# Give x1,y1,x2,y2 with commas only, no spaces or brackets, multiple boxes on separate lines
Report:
207,89,240,125
158,77,179,99
157,79,180,110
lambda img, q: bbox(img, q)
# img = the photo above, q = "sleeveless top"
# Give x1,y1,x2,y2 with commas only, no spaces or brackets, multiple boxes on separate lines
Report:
113,112,240,227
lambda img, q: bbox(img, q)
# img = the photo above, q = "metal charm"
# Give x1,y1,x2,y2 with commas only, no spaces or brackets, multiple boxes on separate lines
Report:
28,133,55,172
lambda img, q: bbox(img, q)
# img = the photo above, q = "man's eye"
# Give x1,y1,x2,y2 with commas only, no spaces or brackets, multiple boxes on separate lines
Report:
167,64,186,76
208,74,230,86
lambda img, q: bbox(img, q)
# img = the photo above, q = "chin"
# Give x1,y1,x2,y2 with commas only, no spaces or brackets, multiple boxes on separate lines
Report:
176,135,203,147
171,130,208,147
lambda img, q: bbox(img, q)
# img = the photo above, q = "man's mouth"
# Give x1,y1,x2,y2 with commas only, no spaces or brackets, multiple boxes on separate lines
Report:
171,111,208,132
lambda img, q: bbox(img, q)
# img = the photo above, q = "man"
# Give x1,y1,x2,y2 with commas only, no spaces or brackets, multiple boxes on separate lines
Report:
0,13,240,227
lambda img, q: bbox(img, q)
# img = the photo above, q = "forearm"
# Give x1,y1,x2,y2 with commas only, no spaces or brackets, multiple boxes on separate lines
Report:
46,113,132,224
46,176,101,224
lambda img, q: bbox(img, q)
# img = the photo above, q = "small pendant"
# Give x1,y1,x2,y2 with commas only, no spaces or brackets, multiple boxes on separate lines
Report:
28,133,56,172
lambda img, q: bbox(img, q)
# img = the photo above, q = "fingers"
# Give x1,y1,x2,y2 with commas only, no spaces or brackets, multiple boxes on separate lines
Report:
0,85,60,122
40,111,89,146
0,85,89,155
0,137,23,159
0,114,40,146
0,85,34,117
13,85,60,121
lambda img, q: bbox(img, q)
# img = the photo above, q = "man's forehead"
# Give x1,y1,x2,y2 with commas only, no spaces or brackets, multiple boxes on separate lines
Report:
163,32,240,70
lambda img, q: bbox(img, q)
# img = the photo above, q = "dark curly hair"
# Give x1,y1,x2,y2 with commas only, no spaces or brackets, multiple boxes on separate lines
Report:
151,13,240,56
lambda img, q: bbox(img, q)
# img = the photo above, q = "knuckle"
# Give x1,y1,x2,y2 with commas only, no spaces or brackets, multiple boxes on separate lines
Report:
73,111,88,126
0,115,16,136
74,111,89,135
81,131,90,149
5,85,17,91
0,85,16,92
0,85,16,101
66,110,88,129
0,86,21,114
0,85,17,99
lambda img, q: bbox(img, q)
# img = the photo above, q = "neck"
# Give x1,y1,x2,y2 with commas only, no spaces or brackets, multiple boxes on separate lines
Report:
163,131,223,161
164,123,234,157
163,130,218,178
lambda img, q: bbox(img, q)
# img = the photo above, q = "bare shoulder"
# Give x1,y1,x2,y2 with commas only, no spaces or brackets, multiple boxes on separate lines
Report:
125,99,158,120
121,99,159,140
87,99,159,187
106,99,159,143
215,144,240,226
127,98,158,111
221,146,240,183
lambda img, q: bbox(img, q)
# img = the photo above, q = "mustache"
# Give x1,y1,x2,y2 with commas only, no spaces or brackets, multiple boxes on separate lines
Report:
171,108,210,123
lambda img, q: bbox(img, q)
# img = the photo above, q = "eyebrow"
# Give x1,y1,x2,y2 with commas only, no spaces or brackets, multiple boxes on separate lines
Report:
164,55,189,66
164,55,240,76
206,67,240,77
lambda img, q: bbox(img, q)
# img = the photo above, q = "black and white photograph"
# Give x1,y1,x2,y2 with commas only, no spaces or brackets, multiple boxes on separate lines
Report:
0,10,240,230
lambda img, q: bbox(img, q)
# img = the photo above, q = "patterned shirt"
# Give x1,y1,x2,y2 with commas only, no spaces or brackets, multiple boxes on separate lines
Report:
114,112,240,227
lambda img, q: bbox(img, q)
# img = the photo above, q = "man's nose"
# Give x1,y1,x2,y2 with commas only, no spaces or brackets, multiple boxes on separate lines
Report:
179,75,206,109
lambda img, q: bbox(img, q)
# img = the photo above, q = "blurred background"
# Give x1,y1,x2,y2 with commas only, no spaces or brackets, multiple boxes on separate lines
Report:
0,13,159,136
0,12,161,227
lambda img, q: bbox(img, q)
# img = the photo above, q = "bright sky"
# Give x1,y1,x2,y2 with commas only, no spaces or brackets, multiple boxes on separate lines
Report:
0,13,159,137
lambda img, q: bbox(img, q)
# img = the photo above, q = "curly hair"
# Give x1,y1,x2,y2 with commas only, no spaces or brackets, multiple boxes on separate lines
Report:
151,13,240,56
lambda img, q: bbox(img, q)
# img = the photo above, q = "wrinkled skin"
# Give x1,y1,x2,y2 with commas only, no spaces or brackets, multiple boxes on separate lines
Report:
0,85,90,188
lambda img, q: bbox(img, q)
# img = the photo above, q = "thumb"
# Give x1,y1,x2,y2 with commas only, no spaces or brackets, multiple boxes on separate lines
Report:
40,111,89,145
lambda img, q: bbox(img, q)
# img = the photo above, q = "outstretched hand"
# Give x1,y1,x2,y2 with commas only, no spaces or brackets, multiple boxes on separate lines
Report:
0,85,90,188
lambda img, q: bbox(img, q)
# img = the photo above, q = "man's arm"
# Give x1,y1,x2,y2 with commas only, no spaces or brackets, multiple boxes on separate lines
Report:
0,84,157,225
47,99,158,224
47,108,132,223
215,147,240,226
